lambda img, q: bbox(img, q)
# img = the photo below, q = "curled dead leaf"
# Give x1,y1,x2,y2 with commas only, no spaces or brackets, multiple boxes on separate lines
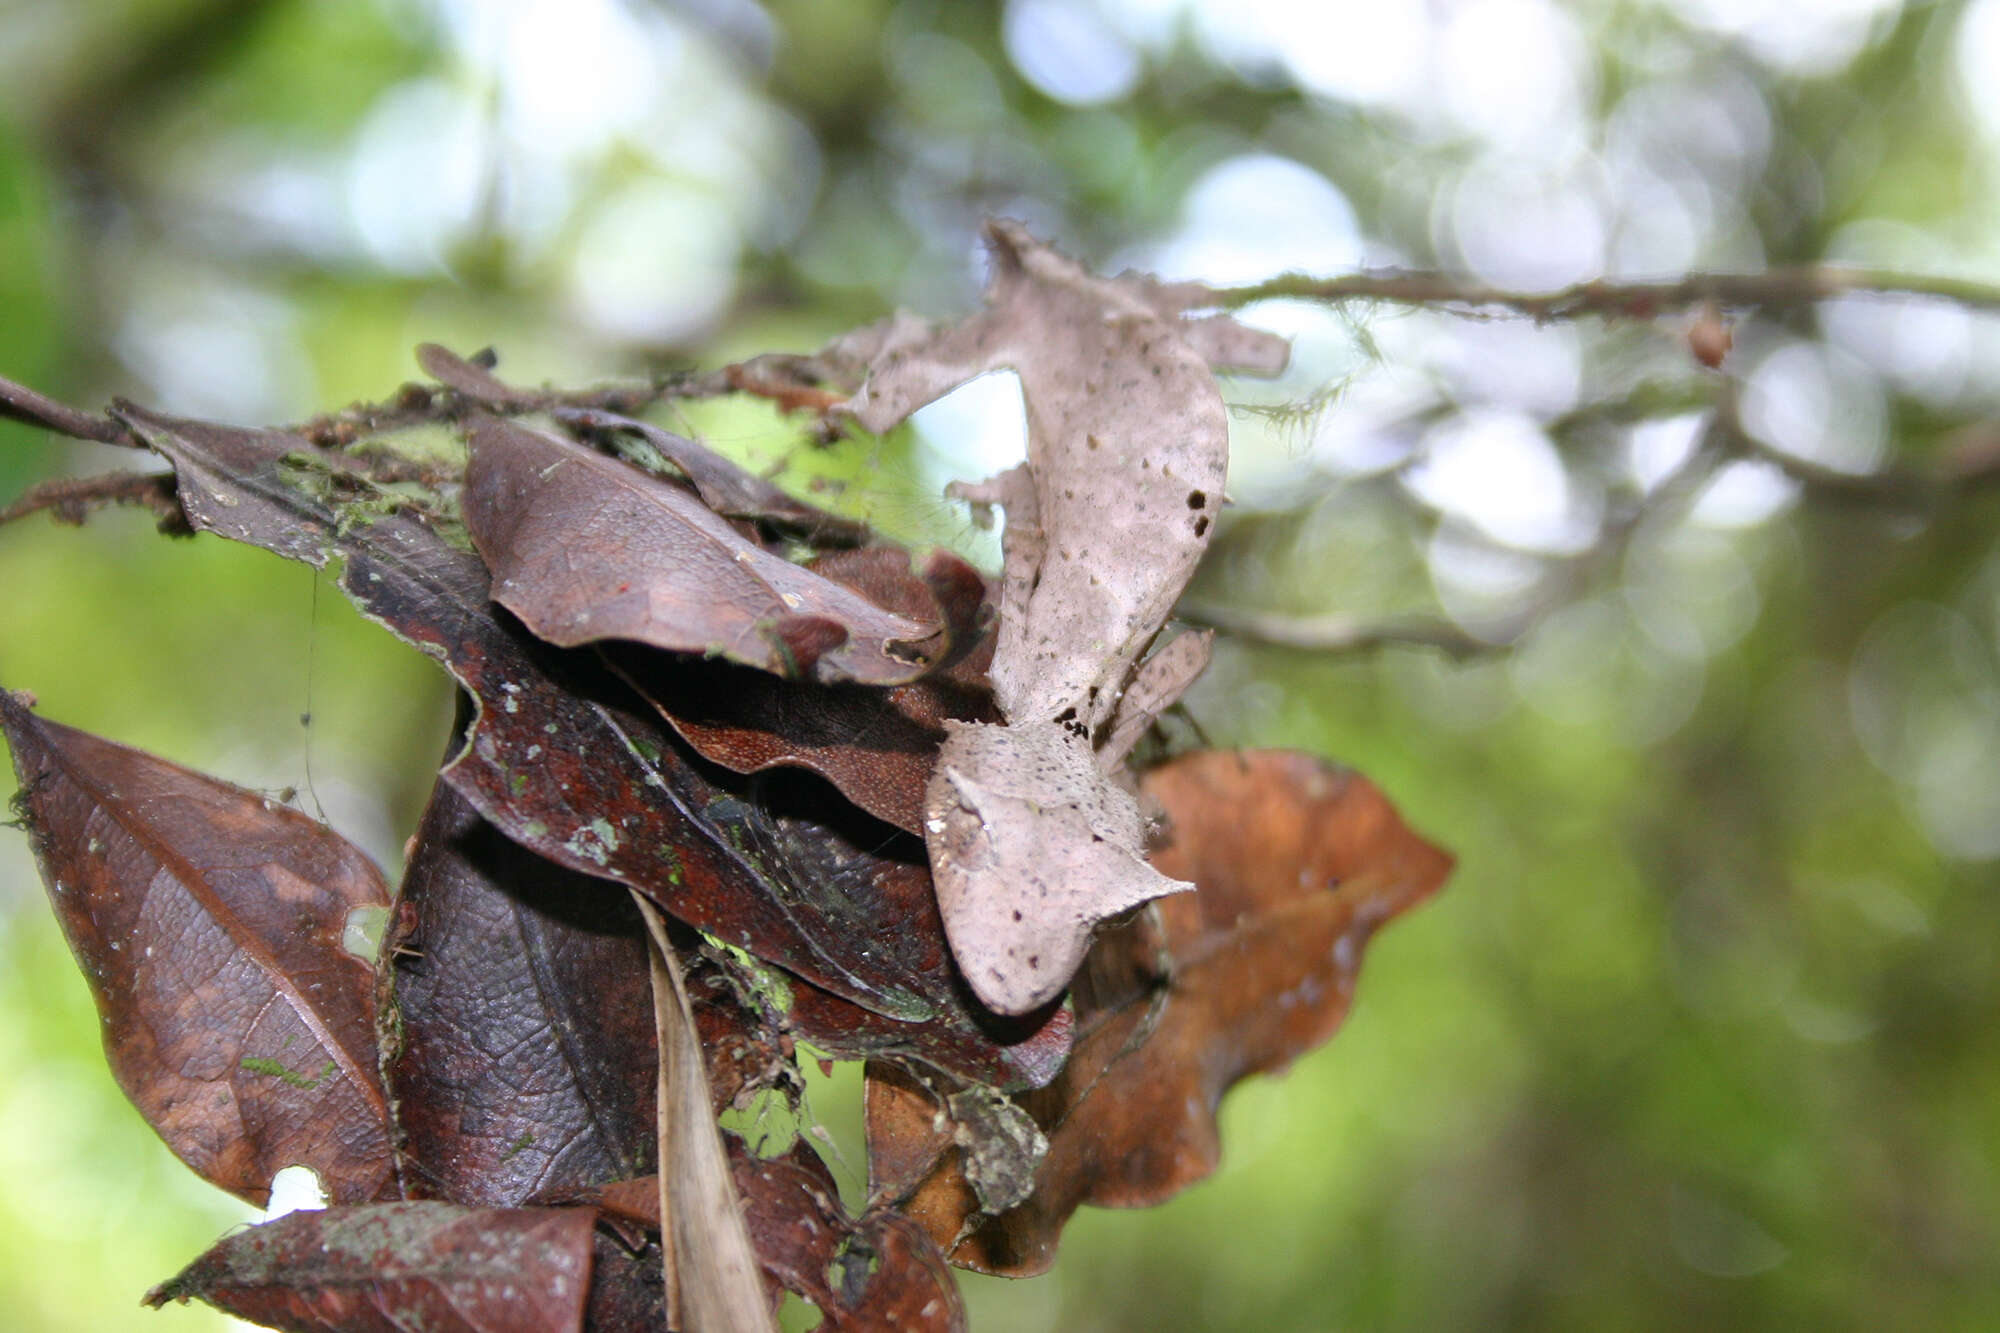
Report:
461,413,940,685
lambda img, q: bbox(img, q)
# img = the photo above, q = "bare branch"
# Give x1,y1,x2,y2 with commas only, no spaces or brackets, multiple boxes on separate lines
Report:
0,374,138,446
1175,603,1506,658
1203,267,2000,322
0,472,186,531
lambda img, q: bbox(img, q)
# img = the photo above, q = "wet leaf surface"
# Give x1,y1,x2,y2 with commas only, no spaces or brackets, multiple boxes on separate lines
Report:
461,413,939,685
0,691,395,1207
144,1202,597,1332
381,776,658,1206
867,749,1452,1276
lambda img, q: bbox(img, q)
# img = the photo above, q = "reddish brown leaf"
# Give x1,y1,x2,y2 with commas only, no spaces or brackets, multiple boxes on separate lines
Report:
867,749,1453,1276
0,691,394,1207
621,545,999,837
381,775,660,1206
144,1202,598,1332
461,413,940,685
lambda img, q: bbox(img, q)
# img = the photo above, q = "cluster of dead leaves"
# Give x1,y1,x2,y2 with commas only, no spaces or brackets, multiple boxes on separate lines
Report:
0,224,1450,1331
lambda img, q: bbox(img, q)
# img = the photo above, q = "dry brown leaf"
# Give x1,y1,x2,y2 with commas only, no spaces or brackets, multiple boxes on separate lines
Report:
634,896,777,1333
847,219,1282,730
869,749,1452,1276
843,222,1285,1014
924,719,1187,1015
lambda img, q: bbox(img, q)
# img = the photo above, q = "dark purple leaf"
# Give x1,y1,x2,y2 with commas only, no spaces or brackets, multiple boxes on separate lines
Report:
381,776,658,1206
144,1202,597,1332
0,691,394,1207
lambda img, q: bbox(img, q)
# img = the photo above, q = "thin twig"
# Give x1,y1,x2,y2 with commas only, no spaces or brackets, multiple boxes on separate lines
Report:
0,471,186,530
1174,604,1502,659
1203,267,2000,321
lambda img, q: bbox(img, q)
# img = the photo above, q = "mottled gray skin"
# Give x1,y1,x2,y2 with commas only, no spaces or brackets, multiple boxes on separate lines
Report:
849,221,1288,1015
849,220,1244,731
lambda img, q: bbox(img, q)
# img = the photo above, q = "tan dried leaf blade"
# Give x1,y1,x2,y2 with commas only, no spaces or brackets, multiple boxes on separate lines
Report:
847,220,1281,727
924,719,1187,1015
0,691,395,1207
868,749,1453,1276
461,413,940,685
844,220,1285,1014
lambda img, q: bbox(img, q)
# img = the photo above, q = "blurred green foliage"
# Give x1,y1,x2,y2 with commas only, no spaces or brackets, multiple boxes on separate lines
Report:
3,1,2000,1329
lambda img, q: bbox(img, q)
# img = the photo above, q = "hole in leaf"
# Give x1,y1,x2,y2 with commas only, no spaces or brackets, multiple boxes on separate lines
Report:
263,1164,329,1221
342,903,388,960
718,1084,806,1160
